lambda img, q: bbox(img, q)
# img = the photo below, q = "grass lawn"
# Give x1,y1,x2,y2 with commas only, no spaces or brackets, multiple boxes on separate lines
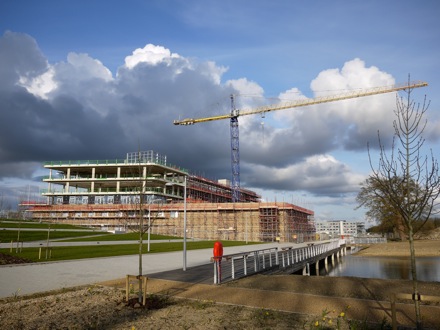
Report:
0,218,262,263
0,230,104,242
0,240,261,262
63,232,179,241
0,220,93,230
1,220,179,242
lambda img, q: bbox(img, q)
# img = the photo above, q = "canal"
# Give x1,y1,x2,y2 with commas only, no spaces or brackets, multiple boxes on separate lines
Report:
321,250,440,282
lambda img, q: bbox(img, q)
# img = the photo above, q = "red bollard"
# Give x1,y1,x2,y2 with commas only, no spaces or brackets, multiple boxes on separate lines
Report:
213,241,223,284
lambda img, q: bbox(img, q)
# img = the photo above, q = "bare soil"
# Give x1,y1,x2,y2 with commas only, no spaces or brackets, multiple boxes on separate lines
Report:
0,252,34,265
1,240,439,329
354,239,440,257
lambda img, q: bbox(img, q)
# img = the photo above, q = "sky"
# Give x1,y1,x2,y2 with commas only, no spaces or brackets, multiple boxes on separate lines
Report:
0,0,439,223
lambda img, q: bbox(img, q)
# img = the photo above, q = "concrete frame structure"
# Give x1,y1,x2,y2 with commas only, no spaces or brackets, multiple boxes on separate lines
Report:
27,151,316,243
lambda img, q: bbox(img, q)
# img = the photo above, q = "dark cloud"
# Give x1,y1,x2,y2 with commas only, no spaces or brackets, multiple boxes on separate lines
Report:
1,31,439,204
0,31,48,90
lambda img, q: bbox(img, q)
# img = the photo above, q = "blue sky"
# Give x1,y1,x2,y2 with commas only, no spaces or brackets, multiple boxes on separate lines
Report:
0,0,439,222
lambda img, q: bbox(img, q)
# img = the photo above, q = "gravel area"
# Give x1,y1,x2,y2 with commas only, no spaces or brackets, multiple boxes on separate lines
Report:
0,285,317,330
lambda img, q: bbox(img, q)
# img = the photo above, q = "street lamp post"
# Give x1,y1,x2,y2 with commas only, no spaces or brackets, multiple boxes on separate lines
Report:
183,175,187,271
147,204,151,252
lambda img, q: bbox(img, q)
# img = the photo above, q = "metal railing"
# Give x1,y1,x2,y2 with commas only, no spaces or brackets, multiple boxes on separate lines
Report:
43,158,188,174
213,240,343,284
353,237,387,244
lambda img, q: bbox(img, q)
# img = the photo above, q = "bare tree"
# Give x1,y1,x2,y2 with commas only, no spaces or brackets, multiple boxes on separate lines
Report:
364,80,440,328
132,150,165,304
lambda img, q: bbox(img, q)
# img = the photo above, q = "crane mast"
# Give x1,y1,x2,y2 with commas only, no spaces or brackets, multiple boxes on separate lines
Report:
173,81,428,202
230,95,240,202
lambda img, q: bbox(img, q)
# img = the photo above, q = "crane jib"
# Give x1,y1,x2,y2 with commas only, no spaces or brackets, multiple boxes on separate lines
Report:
172,81,428,125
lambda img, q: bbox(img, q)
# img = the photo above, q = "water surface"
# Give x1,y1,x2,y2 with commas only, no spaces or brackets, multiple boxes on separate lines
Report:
322,253,440,282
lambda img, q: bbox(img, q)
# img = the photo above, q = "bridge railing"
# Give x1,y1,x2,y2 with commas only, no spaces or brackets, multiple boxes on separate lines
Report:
213,240,343,284
213,247,279,284
353,237,387,244
278,240,340,269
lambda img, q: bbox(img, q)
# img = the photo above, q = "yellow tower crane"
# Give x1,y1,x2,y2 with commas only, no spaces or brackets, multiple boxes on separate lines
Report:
173,81,428,202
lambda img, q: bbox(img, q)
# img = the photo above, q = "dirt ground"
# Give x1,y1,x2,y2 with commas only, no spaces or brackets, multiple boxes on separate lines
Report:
1,240,439,329
354,239,440,257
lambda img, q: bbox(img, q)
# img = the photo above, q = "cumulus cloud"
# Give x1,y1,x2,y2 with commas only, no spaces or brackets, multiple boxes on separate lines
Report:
1,31,438,205
124,44,181,69
0,31,48,90
244,154,366,196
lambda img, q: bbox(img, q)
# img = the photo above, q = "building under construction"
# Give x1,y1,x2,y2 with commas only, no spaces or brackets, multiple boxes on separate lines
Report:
27,151,315,242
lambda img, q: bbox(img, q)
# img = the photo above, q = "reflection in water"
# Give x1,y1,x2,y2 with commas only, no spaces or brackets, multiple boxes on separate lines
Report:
322,252,440,282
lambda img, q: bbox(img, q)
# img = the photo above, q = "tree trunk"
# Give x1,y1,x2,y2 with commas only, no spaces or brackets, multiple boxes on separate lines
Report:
138,211,143,303
408,226,422,329
396,215,407,241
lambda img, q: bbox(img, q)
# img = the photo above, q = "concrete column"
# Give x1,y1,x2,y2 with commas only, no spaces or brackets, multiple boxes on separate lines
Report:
48,169,52,194
116,167,121,193
64,168,70,193
302,263,310,276
142,166,146,193
91,168,95,193
315,261,320,276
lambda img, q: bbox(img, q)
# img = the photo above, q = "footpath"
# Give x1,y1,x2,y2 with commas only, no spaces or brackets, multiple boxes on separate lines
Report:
0,242,292,298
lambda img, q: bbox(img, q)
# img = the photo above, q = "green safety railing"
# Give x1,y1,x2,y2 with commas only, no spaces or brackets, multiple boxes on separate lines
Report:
43,159,188,174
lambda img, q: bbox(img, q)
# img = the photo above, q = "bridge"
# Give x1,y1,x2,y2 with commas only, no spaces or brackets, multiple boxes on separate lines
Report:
213,239,346,284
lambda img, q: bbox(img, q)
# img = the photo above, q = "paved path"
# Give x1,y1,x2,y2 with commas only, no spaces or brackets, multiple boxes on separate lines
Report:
0,239,188,248
0,242,293,298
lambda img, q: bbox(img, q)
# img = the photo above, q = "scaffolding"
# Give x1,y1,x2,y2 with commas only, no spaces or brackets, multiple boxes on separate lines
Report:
29,202,315,243
28,152,314,242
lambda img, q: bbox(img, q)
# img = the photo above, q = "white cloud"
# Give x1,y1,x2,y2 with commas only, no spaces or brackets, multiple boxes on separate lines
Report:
197,61,228,85
17,52,113,101
311,58,395,95
124,44,181,69
64,53,113,82
18,66,56,99
226,78,264,96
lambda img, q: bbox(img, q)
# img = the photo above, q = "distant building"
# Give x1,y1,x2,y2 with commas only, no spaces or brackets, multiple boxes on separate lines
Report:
315,220,365,237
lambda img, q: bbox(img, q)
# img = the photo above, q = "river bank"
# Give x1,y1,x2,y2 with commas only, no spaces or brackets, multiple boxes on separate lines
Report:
354,239,440,257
